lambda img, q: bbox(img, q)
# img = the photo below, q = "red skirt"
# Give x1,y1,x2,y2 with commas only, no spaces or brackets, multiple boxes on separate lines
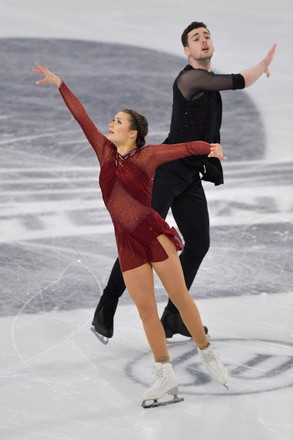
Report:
114,211,183,272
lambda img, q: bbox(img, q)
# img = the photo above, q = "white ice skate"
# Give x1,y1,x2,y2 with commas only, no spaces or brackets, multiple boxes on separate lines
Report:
198,343,229,389
142,362,184,408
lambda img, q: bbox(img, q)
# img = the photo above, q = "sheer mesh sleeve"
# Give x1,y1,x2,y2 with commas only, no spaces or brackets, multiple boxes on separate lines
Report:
178,69,245,100
136,141,210,175
59,83,112,165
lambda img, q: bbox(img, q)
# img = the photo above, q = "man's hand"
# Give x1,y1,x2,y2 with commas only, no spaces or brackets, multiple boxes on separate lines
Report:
263,43,277,78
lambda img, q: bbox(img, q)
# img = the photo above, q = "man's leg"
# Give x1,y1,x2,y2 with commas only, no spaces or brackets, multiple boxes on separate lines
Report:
173,178,210,290
161,178,210,337
92,257,126,338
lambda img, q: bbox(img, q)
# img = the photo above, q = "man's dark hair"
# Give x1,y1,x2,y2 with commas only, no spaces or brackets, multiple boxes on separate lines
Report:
181,21,209,47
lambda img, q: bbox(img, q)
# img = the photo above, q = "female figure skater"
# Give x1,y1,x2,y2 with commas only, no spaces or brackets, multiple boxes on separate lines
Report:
33,63,228,408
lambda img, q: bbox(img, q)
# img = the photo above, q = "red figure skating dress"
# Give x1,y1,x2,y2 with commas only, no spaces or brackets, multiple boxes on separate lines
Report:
59,83,210,272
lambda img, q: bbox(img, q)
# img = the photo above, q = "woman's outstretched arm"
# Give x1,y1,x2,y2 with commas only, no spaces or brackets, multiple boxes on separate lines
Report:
33,63,111,163
140,141,226,176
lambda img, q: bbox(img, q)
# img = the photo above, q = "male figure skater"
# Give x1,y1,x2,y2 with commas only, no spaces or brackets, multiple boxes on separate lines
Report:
92,21,276,343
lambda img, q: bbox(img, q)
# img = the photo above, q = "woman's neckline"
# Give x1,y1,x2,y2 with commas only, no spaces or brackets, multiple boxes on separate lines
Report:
116,147,138,158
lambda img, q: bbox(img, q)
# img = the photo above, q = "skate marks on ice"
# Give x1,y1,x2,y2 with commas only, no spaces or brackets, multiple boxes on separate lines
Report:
191,158,293,299
126,292,293,399
1,293,292,439
126,337,293,396
0,238,115,317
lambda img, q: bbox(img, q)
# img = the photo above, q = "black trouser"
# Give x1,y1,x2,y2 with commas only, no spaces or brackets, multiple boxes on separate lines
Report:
99,169,210,312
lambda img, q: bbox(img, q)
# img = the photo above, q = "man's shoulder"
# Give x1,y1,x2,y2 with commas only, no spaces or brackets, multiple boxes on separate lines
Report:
174,65,192,84
176,64,192,76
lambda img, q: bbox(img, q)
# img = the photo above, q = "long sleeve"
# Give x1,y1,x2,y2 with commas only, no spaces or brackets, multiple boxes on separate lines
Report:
59,83,113,164
178,68,245,100
138,140,211,175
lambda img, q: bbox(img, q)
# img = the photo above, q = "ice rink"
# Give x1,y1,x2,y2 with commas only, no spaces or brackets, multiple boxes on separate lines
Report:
0,1,292,439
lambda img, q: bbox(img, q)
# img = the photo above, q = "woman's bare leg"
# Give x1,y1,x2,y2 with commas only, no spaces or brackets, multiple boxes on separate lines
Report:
152,235,209,350
123,239,227,391
122,263,169,361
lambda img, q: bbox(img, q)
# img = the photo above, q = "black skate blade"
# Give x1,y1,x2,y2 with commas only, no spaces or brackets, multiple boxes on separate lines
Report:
142,395,184,409
90,326,109,345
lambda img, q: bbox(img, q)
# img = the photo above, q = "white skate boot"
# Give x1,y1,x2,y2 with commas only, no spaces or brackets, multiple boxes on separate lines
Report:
198,343,229,389
142,362,184,408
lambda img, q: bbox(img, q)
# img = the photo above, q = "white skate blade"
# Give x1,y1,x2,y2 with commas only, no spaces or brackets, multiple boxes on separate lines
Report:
142,394,184,409
90,326,109,345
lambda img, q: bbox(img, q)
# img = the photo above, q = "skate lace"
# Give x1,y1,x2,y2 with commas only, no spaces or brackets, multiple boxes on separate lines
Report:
201,348,222,369
204,350,219,362
201,347,227,377
149,367,167,391
198,345,228,386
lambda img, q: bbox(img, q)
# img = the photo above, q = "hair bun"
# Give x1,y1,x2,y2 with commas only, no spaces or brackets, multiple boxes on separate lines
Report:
122,109,148,148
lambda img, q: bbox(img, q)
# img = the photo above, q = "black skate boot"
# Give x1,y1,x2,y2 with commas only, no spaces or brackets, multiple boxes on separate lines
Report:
91,297,118,345
161,309,208,338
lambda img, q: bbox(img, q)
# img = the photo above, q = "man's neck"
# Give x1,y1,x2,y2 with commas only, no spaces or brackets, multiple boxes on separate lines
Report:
189,58,211,71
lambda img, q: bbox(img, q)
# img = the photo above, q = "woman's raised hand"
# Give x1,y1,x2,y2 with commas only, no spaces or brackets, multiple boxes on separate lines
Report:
33,63,62,87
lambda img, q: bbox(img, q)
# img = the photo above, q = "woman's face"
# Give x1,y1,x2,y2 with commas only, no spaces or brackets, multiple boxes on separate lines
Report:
108,112,136,146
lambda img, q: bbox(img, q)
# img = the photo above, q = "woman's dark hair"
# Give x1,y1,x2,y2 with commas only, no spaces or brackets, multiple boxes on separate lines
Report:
181,21,209,47
122,109,148,149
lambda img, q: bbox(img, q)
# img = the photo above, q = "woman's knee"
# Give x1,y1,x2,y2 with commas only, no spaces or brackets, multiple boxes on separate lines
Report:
135,302,158,322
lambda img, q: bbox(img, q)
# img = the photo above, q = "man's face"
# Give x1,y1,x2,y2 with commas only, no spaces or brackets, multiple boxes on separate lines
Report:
184,27,214,62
